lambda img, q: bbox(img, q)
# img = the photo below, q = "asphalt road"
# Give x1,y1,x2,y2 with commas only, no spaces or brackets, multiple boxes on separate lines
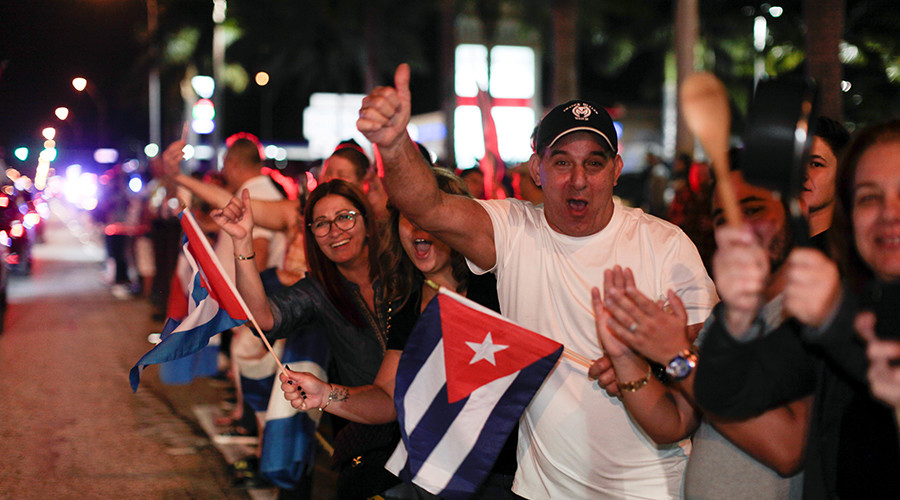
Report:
0,202,284,499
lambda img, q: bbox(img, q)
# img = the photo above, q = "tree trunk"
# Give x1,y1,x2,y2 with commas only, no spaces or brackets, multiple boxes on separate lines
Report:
804,0,844,121
440,0,456,167
674,0,699,157
551,0,578,104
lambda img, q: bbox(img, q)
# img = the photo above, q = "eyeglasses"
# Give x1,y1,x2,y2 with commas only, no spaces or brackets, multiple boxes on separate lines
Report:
308,210,359,237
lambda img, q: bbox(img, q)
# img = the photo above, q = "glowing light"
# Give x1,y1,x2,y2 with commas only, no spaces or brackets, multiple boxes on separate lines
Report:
93,148,119,164
14,148,28,161
35,160,50,191
841,80,852,92
42,127,56,140
255,72,270,86
144,143,160,158
10,223,24,238
768,6,783,17
0,196,7,208
80,197,98,211
264,144,279,159
39,148,57,162
0,231,9,247
44,140,56,149
191,75,215,99
122,159,140,173
128,176,143,193
72,77,87,92
754,16,767,52
182,144,195,161
24,213,40,228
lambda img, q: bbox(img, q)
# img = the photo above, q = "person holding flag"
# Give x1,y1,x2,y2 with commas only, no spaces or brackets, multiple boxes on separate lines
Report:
279,167,524,498
213,178,422,497
358,64,718,498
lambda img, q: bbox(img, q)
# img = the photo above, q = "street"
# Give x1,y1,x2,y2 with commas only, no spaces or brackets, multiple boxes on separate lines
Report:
0,201,334,499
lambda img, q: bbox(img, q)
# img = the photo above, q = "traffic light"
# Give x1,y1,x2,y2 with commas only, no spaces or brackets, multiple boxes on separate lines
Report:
191,98,215,134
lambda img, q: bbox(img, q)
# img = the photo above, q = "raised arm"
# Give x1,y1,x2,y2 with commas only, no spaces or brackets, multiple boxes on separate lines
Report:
162,139,300,232
357,64,496,270
211,189,275,329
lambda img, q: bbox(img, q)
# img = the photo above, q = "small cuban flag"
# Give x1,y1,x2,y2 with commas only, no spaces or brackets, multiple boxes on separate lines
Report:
129,210,249,392
386,286,563,499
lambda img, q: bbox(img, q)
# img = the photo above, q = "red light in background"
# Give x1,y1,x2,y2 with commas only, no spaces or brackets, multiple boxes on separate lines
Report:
0,196,8,208
10,224,24,238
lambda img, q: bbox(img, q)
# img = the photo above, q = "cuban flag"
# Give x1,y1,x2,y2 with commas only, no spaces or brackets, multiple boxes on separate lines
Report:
259,326,330,488
386,288,563,499
130,210,249,392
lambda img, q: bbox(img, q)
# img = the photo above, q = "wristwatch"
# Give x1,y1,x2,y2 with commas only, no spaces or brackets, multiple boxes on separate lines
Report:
665,346,699,381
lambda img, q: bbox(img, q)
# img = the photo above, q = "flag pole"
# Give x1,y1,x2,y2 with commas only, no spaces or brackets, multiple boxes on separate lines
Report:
182,209,287,375
424,280,593,370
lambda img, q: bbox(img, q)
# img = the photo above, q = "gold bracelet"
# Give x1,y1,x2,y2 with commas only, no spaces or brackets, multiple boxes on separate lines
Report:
319,384,335,412
618,365,653,393
234,251,256,261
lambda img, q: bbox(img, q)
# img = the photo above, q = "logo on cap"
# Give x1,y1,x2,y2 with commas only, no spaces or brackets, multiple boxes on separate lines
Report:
570,103,594,121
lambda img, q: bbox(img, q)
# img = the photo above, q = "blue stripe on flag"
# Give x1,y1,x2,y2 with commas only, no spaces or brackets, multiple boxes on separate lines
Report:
259,325,330,488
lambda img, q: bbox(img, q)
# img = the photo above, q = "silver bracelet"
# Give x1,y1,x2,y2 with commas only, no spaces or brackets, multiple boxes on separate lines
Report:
319,384,335,412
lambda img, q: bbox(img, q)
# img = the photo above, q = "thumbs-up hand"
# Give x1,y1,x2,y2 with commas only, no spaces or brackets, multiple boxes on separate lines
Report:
357,63,412,150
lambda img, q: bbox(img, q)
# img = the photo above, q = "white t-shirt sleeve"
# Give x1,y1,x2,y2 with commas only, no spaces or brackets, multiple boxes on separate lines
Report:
465,198,519,276
661,230,718,325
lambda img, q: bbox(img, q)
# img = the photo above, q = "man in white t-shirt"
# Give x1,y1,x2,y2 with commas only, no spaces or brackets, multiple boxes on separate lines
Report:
358,64,717,499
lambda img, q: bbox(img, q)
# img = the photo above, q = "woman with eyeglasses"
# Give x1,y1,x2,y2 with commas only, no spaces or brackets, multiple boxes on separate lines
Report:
214,179,406,400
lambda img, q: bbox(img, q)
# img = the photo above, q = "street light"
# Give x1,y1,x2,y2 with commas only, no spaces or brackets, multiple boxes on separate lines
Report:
72,77,87,92
256,71,272,140
70,76,109,146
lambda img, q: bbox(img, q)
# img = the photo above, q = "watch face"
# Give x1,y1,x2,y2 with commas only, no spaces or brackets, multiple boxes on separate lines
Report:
666,356,692,379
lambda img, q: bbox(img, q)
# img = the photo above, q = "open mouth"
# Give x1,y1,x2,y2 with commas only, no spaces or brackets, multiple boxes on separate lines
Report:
413,238,432,258
567,199,588,212
332,238,350,249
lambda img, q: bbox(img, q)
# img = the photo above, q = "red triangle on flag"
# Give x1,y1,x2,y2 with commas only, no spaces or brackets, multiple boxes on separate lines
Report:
439,294,562,403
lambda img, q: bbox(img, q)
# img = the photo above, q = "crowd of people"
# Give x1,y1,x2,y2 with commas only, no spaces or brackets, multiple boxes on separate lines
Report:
116,61,900,499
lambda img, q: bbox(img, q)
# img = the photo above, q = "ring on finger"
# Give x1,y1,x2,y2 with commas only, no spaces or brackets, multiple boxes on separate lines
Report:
628,322,638,333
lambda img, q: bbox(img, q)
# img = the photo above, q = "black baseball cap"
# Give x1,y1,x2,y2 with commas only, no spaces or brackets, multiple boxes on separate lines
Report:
533,100,618,154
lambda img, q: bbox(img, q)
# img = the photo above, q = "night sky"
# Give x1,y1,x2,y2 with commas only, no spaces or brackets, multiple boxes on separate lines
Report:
0,0,146,157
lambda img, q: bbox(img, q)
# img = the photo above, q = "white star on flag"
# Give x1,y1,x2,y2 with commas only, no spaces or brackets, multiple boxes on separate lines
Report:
466,332,509,365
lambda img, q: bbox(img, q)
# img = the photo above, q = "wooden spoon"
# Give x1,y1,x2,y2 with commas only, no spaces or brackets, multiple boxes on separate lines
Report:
680,72,742,227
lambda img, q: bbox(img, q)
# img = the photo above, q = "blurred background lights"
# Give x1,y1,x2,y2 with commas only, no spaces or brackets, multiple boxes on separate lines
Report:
191,75,215,99
39,148,57,162
93,148,119,164
768,5,783,17
55,107,69,121
182,144,196,160
14,147,28,161
122,159,140,173
255,71,269,86
841,80,852,92
42,127,56,140
72,77,87,92
128,176,143,193
144,143,160,158
23,212,40,229
264,144,279,159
